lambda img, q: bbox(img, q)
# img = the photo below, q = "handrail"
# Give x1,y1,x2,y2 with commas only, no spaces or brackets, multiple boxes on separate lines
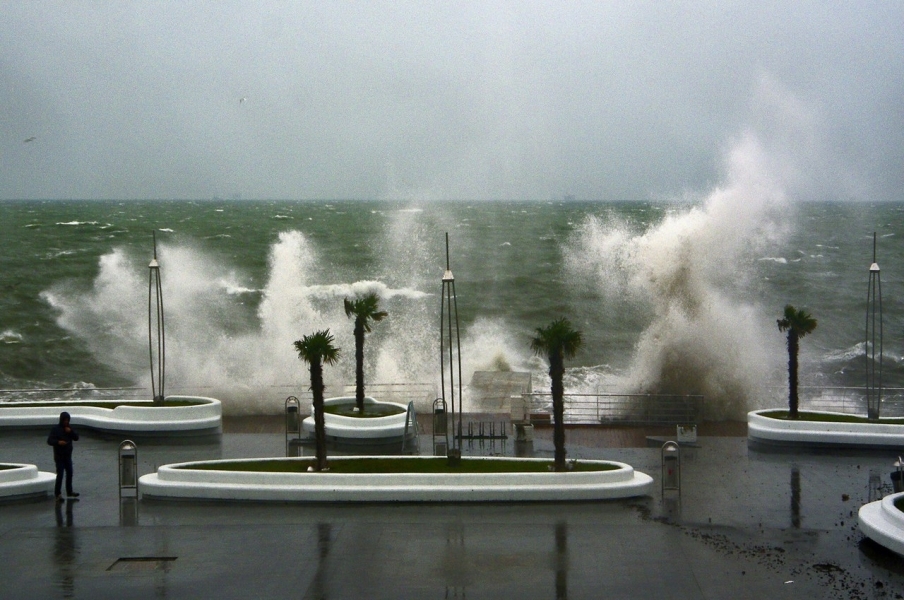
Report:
401,401,418,453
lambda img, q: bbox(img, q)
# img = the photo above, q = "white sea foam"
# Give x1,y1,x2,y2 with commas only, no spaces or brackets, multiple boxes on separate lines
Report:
0,330,23,344
302,281,429,301
823,341,867,363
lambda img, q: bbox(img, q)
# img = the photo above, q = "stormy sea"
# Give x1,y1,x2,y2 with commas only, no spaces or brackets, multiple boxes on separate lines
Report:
1,181,901,420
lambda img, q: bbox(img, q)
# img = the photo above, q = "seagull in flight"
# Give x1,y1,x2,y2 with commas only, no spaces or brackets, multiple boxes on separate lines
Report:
239,97,246,104
23,136,36,143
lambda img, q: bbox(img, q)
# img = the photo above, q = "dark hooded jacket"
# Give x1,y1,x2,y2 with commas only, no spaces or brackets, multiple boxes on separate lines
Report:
47,412,79,461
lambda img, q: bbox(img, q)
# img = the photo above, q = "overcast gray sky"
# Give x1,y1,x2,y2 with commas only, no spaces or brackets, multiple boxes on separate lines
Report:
1,1,901,202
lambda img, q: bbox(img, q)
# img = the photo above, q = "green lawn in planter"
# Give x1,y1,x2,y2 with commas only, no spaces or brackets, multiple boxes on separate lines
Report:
323,403,405,418
0,399,207,409
0,465,17,471
896,496,904,513
178,457,618,474
759,410,904,424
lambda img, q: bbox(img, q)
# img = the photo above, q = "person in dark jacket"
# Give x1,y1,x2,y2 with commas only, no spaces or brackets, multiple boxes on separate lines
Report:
47,412,80,502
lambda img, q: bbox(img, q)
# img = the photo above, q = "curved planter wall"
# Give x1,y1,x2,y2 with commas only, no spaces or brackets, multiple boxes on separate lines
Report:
0,396,222,435
302,396,410,440
0,463,55,500
139,456,654,502
859,492,904,557
748,410,904,448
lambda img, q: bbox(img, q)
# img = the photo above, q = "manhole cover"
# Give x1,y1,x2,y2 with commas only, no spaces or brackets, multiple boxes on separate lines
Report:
107,557,177,572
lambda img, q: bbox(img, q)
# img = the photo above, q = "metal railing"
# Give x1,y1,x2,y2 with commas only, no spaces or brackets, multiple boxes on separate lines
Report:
339,382,437,407
520,392,704,426
769,386,904,417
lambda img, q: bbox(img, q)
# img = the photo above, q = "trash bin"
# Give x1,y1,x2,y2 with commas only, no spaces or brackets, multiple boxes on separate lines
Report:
891,470,903,493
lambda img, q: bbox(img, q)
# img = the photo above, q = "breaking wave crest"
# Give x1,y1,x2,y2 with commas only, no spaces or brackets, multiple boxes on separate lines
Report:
564,133,791,419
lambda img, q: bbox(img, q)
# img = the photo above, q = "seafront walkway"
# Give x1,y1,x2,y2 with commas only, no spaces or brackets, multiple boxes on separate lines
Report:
0,417,901,599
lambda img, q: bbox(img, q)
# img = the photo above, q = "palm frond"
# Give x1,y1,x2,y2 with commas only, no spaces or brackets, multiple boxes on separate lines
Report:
293,329,341,365
777,304,817,337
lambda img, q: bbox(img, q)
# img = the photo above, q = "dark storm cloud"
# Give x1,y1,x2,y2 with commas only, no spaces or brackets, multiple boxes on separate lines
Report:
1,1,901,201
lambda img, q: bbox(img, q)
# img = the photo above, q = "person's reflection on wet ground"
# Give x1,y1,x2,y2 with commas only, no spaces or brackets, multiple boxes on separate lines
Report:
53,499,77,598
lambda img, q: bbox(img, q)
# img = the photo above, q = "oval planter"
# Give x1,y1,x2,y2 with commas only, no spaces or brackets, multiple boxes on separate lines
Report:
138,456,654,502
748,409,904,448
302,396,411,442
0,396,222,435
0,463,55,501
859,492,904,557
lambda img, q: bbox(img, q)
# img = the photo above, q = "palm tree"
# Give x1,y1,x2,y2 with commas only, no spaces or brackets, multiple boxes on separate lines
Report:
294,330,340,471
344,293,388,413
777,305,817,419
530,317,583,472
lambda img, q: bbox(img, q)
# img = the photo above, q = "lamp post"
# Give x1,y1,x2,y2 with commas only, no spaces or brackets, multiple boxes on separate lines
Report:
439,233,463,459
865,232,882,420
148,232,166,403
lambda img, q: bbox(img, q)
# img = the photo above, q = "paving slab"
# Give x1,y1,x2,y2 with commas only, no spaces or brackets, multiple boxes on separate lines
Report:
1,422,903,599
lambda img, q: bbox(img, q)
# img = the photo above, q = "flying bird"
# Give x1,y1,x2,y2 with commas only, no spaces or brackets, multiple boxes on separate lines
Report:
239,97,246,104
23,136,36,143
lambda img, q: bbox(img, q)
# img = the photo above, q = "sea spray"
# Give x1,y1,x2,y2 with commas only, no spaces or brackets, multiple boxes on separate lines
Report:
565,133,790,419
42,211,532,414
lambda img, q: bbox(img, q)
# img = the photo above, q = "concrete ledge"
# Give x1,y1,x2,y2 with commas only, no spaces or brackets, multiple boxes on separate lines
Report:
139,456,653,502
0,463,55,501
748,410,904,448
302,397,409,440
0,396,222,435
859,492,904,556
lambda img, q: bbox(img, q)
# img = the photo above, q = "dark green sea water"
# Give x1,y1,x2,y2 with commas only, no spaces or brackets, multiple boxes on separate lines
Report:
1,199,901,417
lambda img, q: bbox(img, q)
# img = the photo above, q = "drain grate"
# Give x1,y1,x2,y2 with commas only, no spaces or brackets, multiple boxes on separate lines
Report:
107,557,177,572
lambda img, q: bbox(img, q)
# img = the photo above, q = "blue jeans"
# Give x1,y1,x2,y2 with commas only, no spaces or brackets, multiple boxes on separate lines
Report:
54,457,74,496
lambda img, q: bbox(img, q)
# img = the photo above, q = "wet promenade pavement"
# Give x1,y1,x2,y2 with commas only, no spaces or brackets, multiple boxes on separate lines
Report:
1,419,903,599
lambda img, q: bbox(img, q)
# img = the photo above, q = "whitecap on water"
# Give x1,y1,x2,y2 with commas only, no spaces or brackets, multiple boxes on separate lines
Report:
0,330,23,344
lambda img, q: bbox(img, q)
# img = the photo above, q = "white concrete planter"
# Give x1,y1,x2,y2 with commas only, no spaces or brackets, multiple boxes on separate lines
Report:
0,463,55,500
302,396,410,441
748,409,904,448
139,456,654,502
0,396,222,435
859,492,904,556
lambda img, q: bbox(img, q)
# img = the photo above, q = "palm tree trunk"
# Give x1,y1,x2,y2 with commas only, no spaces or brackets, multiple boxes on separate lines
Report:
355,321,365,413
787,330,799,419
550,352,567,471
310,359,328,470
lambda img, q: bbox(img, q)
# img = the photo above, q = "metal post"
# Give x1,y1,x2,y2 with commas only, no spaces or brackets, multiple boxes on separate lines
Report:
285,396,300,456
661,441,680,496
893,457,904,494
433,398,448,456
119,440,138,498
